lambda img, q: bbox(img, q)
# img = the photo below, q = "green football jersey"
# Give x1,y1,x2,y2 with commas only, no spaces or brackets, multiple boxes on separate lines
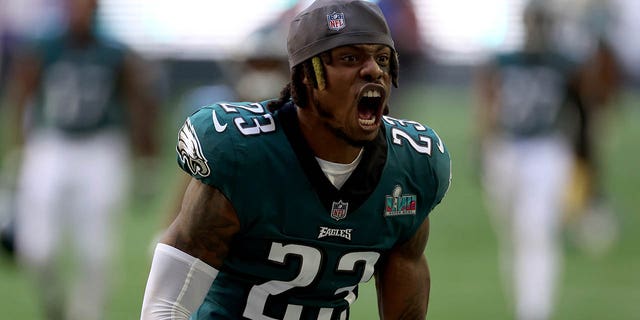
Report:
492,51,578,138
176,101,451,320
31,33,128,134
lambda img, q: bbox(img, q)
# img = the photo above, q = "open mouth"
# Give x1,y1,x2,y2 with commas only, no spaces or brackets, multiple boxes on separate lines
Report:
357,86,385,129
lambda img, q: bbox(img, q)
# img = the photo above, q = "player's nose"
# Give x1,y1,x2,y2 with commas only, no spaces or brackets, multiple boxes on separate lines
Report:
360,56,383,82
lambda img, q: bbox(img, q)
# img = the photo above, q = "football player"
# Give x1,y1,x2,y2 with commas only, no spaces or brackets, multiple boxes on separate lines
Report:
2,0,159,319
140,0,451,319
475,1,584,319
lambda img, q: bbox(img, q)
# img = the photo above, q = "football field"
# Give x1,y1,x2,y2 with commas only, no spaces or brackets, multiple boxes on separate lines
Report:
1,85,638,319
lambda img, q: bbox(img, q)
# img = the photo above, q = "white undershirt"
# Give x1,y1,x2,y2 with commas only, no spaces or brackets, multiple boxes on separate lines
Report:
315,148,364,189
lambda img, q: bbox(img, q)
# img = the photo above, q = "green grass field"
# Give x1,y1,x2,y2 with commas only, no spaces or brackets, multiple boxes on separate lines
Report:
1,85,638,319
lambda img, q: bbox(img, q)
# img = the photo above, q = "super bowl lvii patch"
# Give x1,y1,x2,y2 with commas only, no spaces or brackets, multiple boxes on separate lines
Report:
384,185,416,216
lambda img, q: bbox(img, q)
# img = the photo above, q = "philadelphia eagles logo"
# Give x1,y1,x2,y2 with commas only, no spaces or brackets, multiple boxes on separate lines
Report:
177,118,211,177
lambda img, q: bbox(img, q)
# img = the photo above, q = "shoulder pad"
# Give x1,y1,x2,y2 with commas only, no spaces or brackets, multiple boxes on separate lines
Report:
382,115,452,211
176,102,277,191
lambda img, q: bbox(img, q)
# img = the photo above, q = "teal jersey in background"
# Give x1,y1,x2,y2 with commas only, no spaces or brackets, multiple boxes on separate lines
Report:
176,101,451,320
29,33,128,134
492,51,579,138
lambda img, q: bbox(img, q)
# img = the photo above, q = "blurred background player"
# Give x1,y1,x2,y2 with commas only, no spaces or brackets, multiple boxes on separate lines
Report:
232,12,290,103
552,0,622,257
175,5,291,121
474,1,585,319
0,0,159,319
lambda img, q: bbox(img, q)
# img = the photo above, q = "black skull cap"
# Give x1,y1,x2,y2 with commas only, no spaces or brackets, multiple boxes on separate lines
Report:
287,0,395,69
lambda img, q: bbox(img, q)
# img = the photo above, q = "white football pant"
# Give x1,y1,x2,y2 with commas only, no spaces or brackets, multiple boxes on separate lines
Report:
482,134,572,320
15,129,129,320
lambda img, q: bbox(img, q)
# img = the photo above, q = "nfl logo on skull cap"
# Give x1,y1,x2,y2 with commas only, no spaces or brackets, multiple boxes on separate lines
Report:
330,200,349,221
327,11,346,31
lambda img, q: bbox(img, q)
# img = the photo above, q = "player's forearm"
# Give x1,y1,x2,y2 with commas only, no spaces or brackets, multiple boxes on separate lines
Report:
122,52,160,159
3,59,40,149
376,257,430,319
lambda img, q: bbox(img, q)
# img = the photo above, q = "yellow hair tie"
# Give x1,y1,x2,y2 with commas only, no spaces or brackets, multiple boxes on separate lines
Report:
312,56,326,90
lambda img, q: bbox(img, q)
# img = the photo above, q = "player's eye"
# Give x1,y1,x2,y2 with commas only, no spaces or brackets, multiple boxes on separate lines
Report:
341,54,358,63
376,55,390,66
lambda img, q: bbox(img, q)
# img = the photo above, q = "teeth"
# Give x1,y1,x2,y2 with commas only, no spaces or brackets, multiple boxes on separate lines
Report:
359,116,377,126
364,90,381,98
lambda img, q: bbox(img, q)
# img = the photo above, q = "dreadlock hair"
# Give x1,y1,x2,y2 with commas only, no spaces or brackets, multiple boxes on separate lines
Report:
267,57,322,112
267,49,399,112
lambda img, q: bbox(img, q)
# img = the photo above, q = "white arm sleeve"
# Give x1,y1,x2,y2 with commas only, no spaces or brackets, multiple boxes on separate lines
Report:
140,243,219,320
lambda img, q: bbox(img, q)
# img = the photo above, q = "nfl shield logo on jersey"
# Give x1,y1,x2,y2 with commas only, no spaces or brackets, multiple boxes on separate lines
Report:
327,12,346,31
330,200,349,221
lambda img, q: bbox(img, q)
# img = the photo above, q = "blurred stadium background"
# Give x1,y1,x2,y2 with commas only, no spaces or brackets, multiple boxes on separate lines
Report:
1,0,638,319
